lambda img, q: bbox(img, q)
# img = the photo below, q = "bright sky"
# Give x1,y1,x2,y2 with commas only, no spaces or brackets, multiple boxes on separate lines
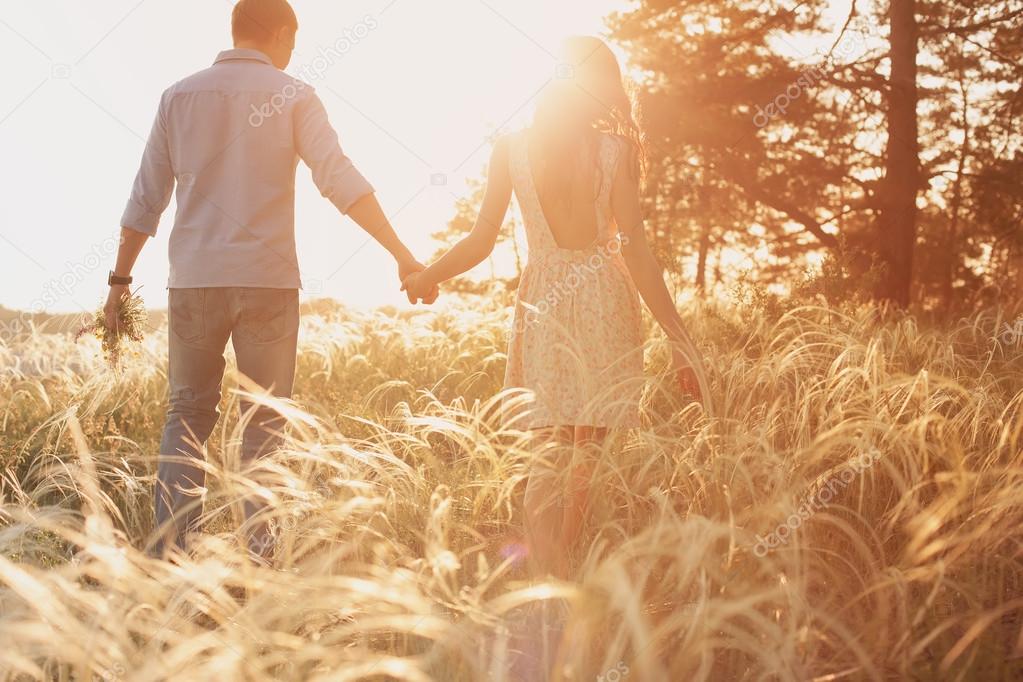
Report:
0,0,626,315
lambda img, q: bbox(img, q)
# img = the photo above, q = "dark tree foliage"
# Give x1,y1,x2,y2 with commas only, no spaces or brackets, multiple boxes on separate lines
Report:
609,0,1023,309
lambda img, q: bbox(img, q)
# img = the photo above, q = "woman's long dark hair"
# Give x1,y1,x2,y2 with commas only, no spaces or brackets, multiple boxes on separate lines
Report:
531,37,645,212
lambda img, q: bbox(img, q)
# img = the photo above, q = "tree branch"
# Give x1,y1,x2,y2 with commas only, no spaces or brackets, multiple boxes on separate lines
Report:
822,0,859,62
718,166,840,248
920,8,1023,36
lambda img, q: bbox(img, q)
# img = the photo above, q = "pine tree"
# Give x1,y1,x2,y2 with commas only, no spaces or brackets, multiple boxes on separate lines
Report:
610,0,1023,307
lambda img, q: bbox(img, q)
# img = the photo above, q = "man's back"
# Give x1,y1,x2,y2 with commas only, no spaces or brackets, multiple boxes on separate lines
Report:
112,0,432,563
121,48,373,289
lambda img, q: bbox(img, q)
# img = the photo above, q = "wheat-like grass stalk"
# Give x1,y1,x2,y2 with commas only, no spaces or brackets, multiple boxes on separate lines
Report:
74,289,149,368
0,299,1021,680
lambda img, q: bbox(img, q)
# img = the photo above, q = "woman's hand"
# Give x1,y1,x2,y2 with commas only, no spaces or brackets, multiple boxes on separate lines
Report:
672,347,703,401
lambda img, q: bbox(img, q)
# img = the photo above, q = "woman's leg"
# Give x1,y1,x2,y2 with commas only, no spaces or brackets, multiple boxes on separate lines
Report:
523,426,573,577
558,426,607,565
518,428,605,677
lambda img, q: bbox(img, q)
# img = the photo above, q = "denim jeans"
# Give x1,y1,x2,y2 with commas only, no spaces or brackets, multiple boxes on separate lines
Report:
151,287,299,559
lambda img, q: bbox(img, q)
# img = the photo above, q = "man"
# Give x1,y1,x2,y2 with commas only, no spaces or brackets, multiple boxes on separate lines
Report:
106,0,436,560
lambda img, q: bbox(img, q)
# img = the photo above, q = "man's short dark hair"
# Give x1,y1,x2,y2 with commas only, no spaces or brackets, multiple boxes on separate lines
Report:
232,0,298,43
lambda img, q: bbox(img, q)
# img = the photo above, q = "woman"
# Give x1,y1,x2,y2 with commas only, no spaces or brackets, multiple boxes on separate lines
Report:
403,36,709,577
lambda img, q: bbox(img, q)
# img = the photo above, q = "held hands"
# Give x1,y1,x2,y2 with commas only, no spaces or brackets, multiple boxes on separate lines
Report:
401,270,438,305
397,257,439,305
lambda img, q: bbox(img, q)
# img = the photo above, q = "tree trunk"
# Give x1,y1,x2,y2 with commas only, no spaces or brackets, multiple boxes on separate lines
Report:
697,227,711,294
943,73,969,311
1012,245,1023,301
875,0,920,307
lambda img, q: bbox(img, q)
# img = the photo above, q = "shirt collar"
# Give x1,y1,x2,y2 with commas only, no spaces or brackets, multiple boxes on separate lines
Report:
213,48,274,66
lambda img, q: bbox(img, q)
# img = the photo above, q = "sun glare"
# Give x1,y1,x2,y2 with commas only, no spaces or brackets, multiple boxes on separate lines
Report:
0,0,627,315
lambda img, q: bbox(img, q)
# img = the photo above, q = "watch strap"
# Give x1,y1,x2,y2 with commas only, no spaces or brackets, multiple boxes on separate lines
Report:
108,271,133,286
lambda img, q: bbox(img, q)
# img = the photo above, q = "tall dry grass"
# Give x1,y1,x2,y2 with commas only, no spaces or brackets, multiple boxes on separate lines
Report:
1,298,1022,681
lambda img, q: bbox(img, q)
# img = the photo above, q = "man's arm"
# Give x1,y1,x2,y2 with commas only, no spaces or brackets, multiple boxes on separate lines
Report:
294,88,435,302
106,92,173,330
104,228,150,332
121,90,175,238
344,194,425,282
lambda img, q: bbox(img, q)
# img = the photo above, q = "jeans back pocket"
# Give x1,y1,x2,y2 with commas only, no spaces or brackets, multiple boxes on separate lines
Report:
169,289,207,343
236,289,298,344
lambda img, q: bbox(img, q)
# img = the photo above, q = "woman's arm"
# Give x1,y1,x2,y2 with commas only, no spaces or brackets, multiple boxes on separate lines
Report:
612,147,710,403
404,137,513,299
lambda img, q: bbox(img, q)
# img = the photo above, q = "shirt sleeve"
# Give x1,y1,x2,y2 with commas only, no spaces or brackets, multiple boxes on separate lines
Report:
120,90,175,236
294,88,375,215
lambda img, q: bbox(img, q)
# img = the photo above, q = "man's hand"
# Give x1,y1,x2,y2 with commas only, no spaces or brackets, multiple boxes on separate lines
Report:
104,284,129,334
398,257,425,287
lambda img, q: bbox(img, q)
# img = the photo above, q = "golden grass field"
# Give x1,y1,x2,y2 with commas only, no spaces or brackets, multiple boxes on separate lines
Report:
1,297,1022,681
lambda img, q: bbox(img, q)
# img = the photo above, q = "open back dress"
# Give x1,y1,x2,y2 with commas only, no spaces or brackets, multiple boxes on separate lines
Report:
502,130,645,429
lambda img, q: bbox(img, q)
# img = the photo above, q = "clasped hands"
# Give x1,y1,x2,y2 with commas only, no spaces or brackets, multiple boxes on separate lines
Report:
398,259,439,305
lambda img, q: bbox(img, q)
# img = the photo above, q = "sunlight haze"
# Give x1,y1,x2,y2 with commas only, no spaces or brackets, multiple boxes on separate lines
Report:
0,0,626,315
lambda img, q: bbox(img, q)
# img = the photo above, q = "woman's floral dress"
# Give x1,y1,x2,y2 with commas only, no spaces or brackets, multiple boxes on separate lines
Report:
503,130,645,429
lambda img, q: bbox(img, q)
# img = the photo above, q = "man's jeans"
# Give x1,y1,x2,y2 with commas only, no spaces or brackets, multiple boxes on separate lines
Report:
152,287,299,559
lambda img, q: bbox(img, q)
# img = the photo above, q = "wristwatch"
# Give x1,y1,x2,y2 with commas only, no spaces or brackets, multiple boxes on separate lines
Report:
108,271,133,286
